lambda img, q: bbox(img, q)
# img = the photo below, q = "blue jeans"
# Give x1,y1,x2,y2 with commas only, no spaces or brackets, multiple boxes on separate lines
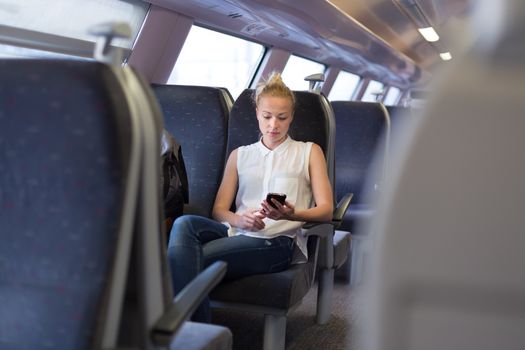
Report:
167,215,295,322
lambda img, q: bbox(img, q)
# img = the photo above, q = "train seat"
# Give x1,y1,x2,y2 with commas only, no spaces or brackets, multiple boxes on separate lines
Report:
330,229,353,272
209,88,350,350
151,84,232,218
222,88,351,281
0,59,143,349
385,105,411,124
363,1,525,348
0,59,231,350
330,101,390,284
385,105,413,154
132,79,233,349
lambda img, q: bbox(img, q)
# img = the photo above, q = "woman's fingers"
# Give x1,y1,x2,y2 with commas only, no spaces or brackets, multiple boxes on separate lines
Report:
243,210,265,230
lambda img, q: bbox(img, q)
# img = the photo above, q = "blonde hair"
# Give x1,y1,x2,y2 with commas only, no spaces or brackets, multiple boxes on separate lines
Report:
253,71,295,109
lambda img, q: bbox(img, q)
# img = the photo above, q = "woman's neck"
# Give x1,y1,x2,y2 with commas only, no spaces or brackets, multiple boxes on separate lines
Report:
261,134,288,150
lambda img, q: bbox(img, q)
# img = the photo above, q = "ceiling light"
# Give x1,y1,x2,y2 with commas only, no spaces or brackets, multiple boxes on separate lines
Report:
439,52,452,61
418,27,440,42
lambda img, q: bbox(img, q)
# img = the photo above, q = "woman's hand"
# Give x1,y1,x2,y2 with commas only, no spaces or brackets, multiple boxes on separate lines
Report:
260,199,295,221
235,208,267,231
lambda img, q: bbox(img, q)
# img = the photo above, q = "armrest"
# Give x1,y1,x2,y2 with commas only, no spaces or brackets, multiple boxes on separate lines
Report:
150,261,227,346
332,193,353,229
300,222,333,269
302,222,334,237
301,193,353,267
303,193,353,231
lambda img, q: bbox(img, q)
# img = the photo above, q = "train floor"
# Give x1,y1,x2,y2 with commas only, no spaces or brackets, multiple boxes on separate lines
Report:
211,279,363,350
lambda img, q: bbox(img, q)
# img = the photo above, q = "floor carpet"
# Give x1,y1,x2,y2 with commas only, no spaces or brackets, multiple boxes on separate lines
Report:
211,280,364,350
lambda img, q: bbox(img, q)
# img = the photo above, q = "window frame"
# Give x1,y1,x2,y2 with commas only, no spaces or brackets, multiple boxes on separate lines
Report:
281,54,326,91
327,69,362,101
361,79,385,102
167,24,267,99
383,86,403,106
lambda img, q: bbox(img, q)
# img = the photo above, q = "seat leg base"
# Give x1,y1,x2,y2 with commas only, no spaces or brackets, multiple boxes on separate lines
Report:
263,314,286,350
317,268,334,324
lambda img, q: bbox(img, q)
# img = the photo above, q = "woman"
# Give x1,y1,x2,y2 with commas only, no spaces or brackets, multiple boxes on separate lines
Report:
167,72,333,322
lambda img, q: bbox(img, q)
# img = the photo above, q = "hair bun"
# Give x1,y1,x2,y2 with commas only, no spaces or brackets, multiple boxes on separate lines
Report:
253,71,295,108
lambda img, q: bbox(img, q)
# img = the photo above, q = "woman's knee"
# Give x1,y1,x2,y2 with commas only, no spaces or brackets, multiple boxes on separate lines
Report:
167,215,199,247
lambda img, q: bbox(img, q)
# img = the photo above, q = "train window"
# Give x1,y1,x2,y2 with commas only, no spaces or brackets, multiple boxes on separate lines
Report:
383,86,402,106
281,55,325,91
361,79,385,102
327,70,361,101
0,0,149,59
167,25,265,99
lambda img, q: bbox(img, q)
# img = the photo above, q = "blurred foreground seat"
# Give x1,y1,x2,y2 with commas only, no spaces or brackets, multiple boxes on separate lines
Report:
363,1,525,349
0,59,231,350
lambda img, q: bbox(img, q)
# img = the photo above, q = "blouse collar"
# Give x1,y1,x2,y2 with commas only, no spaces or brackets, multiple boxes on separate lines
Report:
257,135,292,156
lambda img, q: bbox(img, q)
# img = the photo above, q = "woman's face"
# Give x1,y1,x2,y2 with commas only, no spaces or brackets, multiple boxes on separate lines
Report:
256,94,294,149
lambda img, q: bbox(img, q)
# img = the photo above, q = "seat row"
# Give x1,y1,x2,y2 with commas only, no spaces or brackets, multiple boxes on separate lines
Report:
152,83,414,290
0,55,408,349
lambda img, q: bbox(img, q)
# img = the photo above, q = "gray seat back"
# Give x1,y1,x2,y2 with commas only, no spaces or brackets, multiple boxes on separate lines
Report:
0,59,141,349
331,101,389,207
363,1,525,349
330,101,389,283
385,105,413,159
151,84,231,217
227,89,335,186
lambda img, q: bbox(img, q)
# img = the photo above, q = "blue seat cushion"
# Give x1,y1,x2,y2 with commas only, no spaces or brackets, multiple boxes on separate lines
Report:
210,259,316,309
210,238,317,309
333,230,351,268
170,322,232,350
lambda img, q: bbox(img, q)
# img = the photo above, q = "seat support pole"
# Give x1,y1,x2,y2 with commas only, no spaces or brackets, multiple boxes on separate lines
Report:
263,314,286,350
317,268,334,324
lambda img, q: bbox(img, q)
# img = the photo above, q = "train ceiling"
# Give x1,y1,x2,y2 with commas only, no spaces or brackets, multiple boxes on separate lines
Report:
147,0,472,87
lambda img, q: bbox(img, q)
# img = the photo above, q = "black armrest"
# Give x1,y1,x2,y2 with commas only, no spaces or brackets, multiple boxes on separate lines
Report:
302,222,334,237
302,192,353,231
151,261,227,346
301,193,353,267
332,193,353,229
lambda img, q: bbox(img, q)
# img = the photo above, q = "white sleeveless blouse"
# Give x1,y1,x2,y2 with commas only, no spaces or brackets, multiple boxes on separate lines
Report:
228,136,313,260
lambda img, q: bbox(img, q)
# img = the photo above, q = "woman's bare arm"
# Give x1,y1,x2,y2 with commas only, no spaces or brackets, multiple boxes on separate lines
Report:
212,149,266,230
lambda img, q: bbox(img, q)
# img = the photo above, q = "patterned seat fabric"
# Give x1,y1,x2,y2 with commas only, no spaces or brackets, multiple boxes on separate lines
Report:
331,101,389,211
151,84,230,218
0,60,131,349
330,101,389,282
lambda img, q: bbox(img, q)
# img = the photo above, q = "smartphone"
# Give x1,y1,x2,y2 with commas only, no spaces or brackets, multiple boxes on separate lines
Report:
266,192,286,208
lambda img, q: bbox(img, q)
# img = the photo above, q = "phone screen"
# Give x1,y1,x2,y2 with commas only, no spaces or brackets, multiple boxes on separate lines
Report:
266,192,286,208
